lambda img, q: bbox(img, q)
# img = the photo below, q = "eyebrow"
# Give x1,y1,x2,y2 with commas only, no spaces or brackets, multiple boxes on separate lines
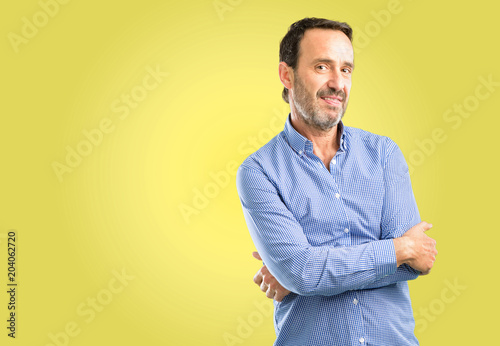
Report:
312,58,355,69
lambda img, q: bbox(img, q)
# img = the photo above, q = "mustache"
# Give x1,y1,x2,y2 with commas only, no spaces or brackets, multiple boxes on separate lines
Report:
317,89,345,100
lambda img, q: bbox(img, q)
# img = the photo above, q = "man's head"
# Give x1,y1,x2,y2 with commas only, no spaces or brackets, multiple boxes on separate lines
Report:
279,18,354,131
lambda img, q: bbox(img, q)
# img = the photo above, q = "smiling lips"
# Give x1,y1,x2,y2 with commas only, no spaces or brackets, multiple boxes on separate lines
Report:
320,96,342,106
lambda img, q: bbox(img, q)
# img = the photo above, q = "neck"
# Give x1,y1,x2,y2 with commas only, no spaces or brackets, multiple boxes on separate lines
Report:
290,109,340,170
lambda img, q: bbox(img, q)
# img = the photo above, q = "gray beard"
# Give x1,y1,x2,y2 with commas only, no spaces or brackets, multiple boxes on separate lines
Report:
292,92,344,131
291,74,346,132
294,98,344,131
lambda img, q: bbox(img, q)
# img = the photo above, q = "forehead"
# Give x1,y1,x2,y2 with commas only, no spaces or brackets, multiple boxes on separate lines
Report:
298,28,354,65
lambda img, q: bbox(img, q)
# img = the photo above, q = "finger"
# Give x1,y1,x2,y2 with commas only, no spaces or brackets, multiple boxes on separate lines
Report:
266,288,275,299
263,274,273,285
252,251,262,261
420,269,431,275
274,292,285,302
253,271,263,285
260,281,268,293
419,221,433,232
274,289,290,302
260,265,269,276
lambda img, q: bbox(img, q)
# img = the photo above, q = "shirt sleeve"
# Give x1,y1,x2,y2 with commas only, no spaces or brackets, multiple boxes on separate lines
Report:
361,139,421,289
237,162,398,296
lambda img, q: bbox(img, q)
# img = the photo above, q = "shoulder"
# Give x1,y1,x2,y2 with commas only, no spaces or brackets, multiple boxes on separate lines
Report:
344,125,396,148
236,132,288,196
344,125,399,158
238,132,288,173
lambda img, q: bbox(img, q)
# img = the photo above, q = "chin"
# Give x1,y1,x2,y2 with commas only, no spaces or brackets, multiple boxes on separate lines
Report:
324,111,343,123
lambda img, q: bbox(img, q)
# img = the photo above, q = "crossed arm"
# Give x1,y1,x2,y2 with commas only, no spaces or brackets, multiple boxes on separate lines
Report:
237,144,437,301
253,220,436,301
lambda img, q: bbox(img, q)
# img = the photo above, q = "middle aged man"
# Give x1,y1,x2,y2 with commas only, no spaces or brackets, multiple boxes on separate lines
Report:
236,18,437,345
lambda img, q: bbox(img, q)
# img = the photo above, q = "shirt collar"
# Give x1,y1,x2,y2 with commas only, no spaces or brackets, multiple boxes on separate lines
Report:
283,114,347,155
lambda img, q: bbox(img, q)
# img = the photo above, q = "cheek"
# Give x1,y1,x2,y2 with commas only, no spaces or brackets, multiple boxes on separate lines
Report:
344,81,352,98
306,76,327,93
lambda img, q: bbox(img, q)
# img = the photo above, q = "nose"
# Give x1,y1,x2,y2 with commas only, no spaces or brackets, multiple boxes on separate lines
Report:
326,69,344,92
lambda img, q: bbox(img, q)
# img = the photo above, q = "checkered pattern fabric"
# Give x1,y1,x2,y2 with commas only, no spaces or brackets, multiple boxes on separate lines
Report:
236,115,421,345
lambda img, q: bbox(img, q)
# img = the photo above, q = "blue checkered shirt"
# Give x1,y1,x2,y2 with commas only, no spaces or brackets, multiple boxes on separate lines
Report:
236,115,421,345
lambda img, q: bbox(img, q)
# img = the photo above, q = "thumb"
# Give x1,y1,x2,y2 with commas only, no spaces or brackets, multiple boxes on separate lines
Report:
252,251,262,261
419,221,433,232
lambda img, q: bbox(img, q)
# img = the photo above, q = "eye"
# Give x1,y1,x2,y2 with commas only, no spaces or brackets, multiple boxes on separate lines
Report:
341,67,352,74
316,65,328,71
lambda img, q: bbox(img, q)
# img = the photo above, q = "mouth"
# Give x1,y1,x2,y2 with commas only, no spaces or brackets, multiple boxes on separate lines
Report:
320,96,342,106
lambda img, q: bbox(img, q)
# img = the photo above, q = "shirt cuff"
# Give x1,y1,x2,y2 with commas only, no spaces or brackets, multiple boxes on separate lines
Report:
371,239,397,278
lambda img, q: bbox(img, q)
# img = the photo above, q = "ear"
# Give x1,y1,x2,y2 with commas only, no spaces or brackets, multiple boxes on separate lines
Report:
279,62,293,91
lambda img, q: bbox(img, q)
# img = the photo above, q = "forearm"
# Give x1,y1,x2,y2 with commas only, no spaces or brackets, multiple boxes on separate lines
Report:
359,220,436,290
238,161,412,297
358,264,419,290
359,222,422,290
243,208,398,296
359,221,423,290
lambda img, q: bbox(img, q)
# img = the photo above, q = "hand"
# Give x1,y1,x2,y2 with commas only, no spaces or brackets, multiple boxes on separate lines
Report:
252,252,291,302
394,221,437,275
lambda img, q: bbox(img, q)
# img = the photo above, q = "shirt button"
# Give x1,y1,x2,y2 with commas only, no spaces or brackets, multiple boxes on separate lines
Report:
344,228,349,233
353,298,358,305
332,159,336,165
359,337,365,343
335,193,340,199
298,150,303,155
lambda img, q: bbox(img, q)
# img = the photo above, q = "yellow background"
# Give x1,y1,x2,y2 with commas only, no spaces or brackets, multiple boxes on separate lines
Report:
1,0,498,345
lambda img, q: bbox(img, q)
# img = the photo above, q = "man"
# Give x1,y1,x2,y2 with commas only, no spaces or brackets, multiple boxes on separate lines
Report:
236,17,437,345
